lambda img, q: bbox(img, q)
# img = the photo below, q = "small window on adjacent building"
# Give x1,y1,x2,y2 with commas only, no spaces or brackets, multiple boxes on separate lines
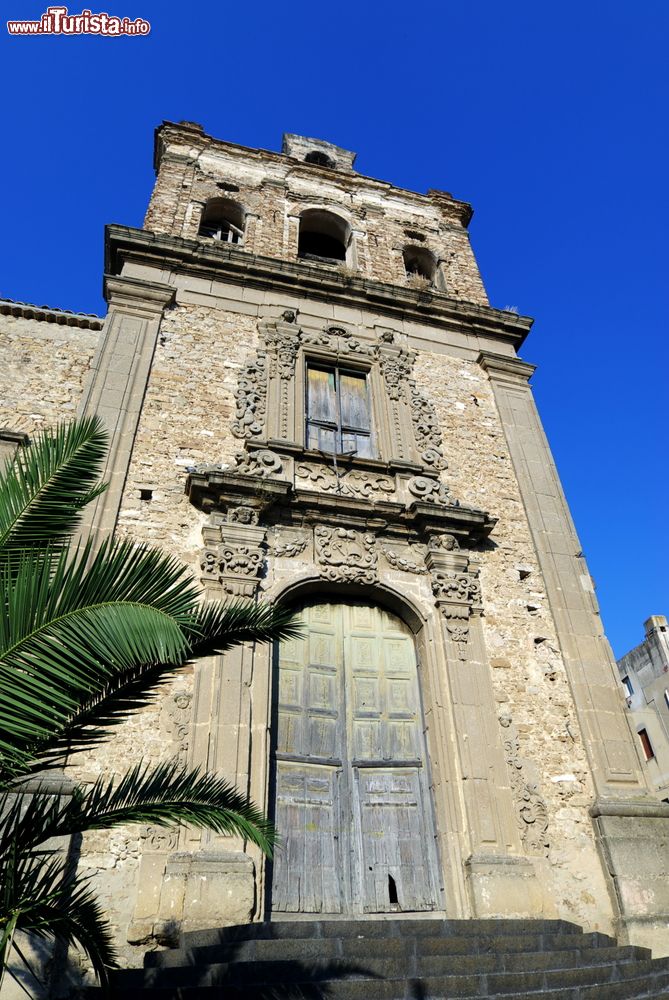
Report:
306,365,374,458
621,676,633,698
638,728,655,761
664,690,669,711
198,198,245,244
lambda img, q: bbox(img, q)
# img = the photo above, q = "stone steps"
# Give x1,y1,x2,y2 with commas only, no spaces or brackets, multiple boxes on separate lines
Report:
90,918,669,999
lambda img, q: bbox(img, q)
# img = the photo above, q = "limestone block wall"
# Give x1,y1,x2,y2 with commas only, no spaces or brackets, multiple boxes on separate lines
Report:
144,123,488,304
63,287,622,971
0,307,101,436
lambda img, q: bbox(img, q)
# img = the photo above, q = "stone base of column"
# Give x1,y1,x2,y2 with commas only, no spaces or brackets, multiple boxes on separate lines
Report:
593,800,669,956
465,853,549,918
128,851,256,945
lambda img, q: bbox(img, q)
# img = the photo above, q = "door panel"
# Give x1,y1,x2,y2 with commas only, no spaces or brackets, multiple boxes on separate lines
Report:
272,762,344,913
271,601,438,915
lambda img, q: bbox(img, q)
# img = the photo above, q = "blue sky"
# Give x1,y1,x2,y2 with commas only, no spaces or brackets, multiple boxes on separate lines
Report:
1,1,667,656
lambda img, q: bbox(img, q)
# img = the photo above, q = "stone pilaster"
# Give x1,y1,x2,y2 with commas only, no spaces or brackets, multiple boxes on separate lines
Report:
78,275,175,545
479,350,669,947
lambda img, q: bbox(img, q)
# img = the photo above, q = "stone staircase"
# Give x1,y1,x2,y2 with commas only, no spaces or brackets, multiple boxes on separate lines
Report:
94,918,669,998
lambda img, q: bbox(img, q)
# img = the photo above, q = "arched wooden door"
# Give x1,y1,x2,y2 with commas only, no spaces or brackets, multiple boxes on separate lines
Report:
270,600,440,915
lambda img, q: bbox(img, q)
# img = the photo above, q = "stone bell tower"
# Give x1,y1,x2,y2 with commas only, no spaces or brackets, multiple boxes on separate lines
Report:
37,120,669,963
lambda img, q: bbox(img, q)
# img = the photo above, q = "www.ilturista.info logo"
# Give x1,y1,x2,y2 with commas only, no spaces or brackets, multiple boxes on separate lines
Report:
7,6,150,34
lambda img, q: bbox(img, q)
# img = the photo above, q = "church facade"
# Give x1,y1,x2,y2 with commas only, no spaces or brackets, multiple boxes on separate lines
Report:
1,121,668,969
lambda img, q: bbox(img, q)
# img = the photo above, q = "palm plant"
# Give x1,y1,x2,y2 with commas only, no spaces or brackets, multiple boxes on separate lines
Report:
0,416,299,992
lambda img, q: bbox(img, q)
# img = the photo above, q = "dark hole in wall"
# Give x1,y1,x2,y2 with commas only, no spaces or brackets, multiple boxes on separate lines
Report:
388,874,399,905
298,231,346,262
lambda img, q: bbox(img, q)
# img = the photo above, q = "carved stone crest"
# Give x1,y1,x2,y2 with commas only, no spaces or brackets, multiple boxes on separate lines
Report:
315,526,377,584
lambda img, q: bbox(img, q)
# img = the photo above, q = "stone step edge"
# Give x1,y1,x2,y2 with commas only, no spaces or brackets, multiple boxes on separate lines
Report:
145,944,648,973
144,933,623,967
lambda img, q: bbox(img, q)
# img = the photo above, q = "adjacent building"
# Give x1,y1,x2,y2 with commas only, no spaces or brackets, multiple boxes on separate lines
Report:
618,616,669,799
2,122,669,970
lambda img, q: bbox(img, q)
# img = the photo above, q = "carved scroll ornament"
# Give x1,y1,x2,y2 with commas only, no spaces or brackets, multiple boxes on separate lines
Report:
235,449,283,478
296,463,394,500
498,712,550,857
231,352,268,439
408,476,452,505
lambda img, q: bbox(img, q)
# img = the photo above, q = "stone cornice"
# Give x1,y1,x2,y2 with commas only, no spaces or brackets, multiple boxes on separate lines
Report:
104,274,176,313
478,351,536,383
186,469,495,547
105,225,534,349
0,298,103,331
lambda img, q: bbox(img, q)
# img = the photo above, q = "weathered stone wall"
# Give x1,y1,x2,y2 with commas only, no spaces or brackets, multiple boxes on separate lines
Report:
61,288,618,971
144,125,488,305
415,350,613,927
0,309,100,435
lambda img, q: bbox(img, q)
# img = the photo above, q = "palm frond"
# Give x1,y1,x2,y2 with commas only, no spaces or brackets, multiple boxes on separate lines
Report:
188,598,303,656
0,417,107,561
47,761,275,856
0,790,117,985
18,662,182,774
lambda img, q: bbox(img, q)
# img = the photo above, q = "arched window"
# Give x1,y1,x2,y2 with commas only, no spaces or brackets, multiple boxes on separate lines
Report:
403,246,438,285
298,209,351,264
198,198,245,244
304,150,335,168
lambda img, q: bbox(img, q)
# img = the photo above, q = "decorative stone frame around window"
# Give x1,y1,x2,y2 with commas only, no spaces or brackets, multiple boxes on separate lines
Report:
229,313,449,478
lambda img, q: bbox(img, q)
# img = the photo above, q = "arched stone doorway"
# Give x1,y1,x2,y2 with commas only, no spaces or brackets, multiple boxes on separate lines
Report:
269,598,440,916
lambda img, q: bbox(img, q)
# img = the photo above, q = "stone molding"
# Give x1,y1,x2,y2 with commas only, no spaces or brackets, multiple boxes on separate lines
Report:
478,350,536,385
106,225,534,350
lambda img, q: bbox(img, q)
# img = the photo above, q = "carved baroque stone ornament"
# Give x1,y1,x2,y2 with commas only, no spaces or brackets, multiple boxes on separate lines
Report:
231,351,268,440
160,689,193,765
270,531,308,558
235,449,283,478
498,712,550,857
200,518,267,597
428,553,482,660
408,475,452,505
314,525,378,584
229,318,452,476
408,381,448,470
296,463,394,500
382,545,428,574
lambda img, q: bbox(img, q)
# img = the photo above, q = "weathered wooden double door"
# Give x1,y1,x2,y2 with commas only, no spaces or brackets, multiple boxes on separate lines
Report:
271,601,439,915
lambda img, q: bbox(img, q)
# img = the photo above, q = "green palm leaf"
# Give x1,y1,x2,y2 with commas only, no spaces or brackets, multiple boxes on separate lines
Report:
188,598,303,655
0,416,107,562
